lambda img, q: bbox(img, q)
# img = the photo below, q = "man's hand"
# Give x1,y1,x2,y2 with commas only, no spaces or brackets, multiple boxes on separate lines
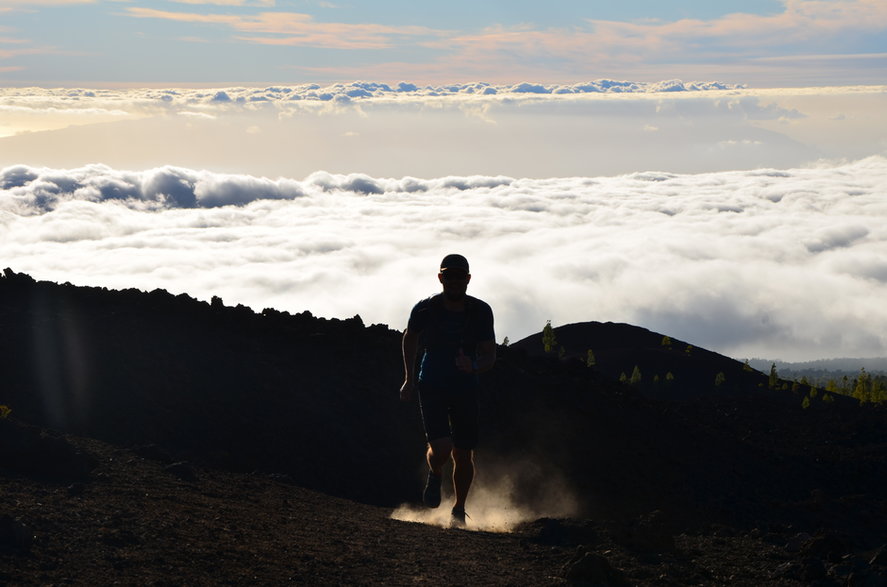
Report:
455,348,475,373
399,380,414,402
401,328,419,402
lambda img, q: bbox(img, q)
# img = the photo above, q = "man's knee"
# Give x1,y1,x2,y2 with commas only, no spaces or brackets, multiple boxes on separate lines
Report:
428,437,454,458
452,447,474,465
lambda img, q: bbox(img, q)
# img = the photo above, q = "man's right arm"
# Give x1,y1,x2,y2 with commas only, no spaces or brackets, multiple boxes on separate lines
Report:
400,327,420,401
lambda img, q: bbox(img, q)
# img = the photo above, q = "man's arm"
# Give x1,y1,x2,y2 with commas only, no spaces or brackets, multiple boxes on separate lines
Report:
400,327,420,401
474,339,497,374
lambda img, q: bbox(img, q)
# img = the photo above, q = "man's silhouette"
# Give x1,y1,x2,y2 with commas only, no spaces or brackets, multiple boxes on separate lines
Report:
400,254,496,526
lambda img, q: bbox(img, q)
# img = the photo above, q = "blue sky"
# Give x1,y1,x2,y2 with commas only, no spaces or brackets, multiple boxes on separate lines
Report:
1,0,885,86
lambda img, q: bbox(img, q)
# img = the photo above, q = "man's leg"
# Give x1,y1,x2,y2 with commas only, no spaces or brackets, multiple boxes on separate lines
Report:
427,437,453,476
423,437,452,508
452,447,474,511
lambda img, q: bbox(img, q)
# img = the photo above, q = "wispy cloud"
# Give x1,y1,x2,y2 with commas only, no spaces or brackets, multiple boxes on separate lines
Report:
172,0,276,6
0,45,55,61
126,8,444,50
755,52,887,62
420,0,887,80
6,0,883,86
0,0,95,5
582,0,887,52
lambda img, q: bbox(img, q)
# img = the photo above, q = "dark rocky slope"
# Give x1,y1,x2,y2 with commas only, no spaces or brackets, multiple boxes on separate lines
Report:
2,269,885,585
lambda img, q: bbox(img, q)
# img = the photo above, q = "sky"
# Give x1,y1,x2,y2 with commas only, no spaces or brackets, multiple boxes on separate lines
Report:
1,0,886,87
2,1,887,362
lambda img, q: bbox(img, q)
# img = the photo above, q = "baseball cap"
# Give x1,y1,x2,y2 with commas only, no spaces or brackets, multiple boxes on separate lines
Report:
440,254,469,272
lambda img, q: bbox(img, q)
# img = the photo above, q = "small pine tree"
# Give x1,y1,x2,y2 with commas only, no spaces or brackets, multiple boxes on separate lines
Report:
586,349,596,367
714,372,726,388
802,396,811,409
630,365,642,385
769,363,778,390
685,345,694,355
542,320,557,354
619,372,628,384
661,336,672,348
502,336,509,347
872,378,886,404
853,368,871,403
743,359,753,372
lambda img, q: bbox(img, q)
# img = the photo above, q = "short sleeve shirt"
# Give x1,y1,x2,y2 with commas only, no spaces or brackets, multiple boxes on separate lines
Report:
407,294,495,389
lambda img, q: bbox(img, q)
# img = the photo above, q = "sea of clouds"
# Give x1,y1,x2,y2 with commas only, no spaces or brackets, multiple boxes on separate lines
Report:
0,79,742,140
3,156,886,362
4,80,885,180
0,79,740,107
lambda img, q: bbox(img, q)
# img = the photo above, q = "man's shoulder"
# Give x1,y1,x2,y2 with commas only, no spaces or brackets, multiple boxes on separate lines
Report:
465,295,493,314
409,293,443,317
465,296,493,318
412,293,443,310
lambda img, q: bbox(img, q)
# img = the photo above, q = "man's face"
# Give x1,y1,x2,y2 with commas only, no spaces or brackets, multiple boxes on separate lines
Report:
439,269,470,301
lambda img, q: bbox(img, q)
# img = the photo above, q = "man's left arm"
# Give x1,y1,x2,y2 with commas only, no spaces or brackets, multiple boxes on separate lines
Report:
473,339,497,374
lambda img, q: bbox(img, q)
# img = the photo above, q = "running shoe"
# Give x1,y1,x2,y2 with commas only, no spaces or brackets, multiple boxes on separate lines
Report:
451,507,467,527
422,471,441,508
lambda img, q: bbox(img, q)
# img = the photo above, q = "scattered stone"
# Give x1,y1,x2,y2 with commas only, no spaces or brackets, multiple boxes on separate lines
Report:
829,561,855,581
800,557,827,583
99,528,141,548
773,561,797,580
268,472,295,484
564,547,628,586
0,420,96,481
803,532,850,563
847,569,887,587
0,515,35,552
613,510,675,553
785,532,813,554
521,518,599,547
165,461,198,482
529,518,570,546
871,545,887,567
67,483,86,497
132,444,173,463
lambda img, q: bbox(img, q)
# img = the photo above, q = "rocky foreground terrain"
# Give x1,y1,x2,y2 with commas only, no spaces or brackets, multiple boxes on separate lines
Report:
1,269,886,585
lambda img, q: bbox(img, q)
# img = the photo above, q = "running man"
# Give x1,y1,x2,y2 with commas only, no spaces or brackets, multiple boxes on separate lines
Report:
400,254,496,526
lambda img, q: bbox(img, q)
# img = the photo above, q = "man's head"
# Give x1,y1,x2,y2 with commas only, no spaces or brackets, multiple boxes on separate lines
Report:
438,254,471,301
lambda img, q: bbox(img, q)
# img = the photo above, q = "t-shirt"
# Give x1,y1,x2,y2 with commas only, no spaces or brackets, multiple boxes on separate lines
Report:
407,293,495,388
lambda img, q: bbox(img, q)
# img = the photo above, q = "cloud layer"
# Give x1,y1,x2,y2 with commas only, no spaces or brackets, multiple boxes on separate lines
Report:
3,157,887,362
0,79,742,111
3,83,885,181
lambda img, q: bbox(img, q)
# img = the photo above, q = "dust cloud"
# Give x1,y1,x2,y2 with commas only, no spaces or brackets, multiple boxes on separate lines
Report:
390,461,579,533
